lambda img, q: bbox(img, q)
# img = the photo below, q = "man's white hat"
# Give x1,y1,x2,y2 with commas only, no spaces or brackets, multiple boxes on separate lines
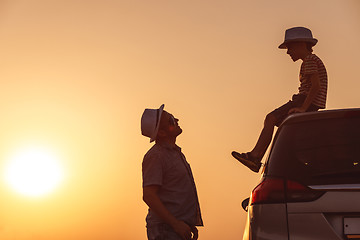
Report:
141,104,165,142
278,27,318,49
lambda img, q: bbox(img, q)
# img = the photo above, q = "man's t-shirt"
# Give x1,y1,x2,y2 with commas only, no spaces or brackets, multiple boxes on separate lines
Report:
142,143,203,227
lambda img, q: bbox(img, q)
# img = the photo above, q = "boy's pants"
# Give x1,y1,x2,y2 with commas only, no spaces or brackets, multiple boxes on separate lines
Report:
271,94,320,127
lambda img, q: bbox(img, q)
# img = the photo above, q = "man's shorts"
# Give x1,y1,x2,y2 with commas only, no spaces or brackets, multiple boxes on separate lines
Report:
146,223,182,240
271,94,320,127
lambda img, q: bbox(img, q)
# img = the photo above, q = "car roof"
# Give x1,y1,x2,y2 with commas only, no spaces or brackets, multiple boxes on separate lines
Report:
280,108,360,126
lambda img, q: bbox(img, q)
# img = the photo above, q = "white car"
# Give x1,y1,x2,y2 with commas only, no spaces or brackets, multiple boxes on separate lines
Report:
242,108,360,240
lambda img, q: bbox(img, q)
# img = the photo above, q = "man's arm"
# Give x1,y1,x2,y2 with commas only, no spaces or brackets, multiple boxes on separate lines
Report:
143,185,196,240
289,73,320,114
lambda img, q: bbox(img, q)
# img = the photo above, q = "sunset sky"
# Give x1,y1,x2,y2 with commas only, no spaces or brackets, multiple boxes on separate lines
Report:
0,1,359,239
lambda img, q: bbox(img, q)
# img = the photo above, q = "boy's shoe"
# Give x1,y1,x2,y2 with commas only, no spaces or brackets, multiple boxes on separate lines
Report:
231,151,261,173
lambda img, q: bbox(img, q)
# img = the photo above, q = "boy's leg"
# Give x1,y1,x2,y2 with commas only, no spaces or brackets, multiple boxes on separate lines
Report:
250,113,277,160
232,94,306,172
231,113,276,173
250,100,319,159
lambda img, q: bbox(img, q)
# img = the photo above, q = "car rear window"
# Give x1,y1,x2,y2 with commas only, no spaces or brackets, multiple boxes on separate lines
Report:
265,115,360,185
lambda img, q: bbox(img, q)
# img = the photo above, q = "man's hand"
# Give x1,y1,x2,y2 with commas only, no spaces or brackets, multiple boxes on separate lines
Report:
171,220,195,240
191,226,199,240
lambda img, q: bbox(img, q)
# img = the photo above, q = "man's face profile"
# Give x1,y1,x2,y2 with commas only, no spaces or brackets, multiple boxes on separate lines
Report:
158,111,182,138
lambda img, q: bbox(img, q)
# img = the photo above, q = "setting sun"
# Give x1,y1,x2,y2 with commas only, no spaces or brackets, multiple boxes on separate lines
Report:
4,145,64,197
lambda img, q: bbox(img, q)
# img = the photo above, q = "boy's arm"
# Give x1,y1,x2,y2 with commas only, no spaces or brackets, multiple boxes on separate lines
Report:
143,185,194,240
289,73,320,114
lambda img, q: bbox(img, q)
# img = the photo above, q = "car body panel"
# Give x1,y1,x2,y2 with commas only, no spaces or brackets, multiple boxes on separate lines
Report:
243,203,288,240
287,191,360,239
287,213,342,240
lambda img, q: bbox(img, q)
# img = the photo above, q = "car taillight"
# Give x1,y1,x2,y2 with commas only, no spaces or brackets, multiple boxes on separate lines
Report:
250,177,324,205
286,179,325,202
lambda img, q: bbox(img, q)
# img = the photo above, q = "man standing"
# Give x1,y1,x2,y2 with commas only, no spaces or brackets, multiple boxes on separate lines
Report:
141,104,203,240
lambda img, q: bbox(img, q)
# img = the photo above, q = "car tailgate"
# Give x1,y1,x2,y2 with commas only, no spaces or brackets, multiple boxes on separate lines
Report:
287,190,360,240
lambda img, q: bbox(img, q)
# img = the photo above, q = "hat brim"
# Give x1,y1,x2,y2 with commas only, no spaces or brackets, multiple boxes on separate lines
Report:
278,38,318,49
150,104,165,142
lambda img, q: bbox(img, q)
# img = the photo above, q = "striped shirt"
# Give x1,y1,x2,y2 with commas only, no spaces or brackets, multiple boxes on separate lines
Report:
298,54,328,109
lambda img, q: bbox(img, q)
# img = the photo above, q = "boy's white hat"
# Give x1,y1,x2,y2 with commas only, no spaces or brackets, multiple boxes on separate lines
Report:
278,27,318,49
141,104,165,142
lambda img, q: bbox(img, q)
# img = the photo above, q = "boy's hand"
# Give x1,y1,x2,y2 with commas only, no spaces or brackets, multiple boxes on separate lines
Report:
288,107,306,114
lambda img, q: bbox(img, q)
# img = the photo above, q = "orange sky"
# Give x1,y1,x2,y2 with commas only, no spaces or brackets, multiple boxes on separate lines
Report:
0,0,360,239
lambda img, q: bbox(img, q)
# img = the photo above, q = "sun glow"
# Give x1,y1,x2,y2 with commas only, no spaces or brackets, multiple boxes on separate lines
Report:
4,146,64,197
